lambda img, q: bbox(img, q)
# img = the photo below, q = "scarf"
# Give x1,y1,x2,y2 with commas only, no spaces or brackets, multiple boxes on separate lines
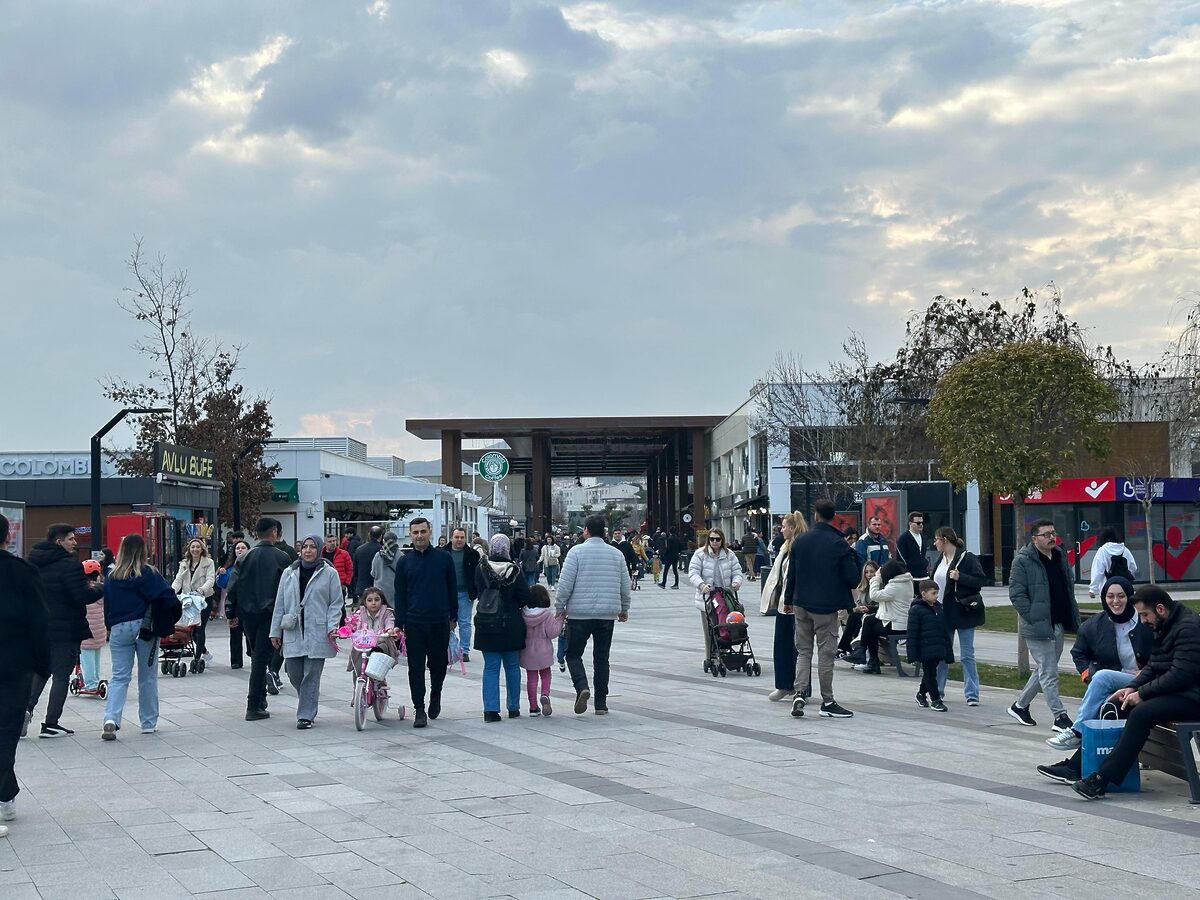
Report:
1100,575,1136,623
379,532,399,564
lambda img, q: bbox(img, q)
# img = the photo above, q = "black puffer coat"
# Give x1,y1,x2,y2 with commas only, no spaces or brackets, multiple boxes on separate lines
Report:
0,549,50,680
473,559,531,653
27,541,103,643
907,599,955,664
1129,605,1200,704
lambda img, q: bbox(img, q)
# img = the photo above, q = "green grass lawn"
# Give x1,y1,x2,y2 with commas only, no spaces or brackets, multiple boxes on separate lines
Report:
978,598,1200,634
943,662,1088,698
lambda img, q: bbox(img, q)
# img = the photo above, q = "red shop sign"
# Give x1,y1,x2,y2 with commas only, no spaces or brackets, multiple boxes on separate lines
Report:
998,477,1116,505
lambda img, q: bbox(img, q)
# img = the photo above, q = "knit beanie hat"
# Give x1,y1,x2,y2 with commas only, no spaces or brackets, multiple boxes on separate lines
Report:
489,534,511,560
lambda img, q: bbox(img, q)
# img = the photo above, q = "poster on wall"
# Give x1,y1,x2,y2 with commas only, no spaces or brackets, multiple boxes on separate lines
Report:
0,501,26,557
860,491,906,547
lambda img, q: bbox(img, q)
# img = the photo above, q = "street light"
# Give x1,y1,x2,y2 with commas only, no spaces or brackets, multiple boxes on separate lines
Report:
91,407,169,558
232,438,287,530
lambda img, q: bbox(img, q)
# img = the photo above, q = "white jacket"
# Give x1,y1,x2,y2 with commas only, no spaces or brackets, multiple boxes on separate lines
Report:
759,546,790,614
689,548,744,610
172,557,216,598
868,571,913,631
540,544,561,567
1088,542,1137,596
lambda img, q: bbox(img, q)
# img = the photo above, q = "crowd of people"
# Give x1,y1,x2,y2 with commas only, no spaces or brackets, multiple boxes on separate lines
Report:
1,503,1199,840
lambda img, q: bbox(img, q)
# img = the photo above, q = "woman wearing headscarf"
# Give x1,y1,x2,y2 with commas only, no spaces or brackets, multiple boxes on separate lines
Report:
760,512,806,701
270,534,343,729
474,534,532,722
1042,575,1154,755
370,531,400,604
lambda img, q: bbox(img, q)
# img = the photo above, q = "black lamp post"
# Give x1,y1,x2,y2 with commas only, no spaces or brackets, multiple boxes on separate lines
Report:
232,438,286,530
90,407,169,557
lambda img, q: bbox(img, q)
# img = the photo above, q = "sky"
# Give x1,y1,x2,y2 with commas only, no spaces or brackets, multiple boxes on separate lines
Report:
3,0,1199,463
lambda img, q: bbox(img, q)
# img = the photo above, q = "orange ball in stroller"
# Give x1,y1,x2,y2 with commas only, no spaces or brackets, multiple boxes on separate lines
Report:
725,610,745,624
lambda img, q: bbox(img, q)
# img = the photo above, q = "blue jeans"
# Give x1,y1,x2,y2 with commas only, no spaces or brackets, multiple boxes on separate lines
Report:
482,650,522,712
1073,668,1134,727
80,648,102,690
937,627,979,701
457,592,473,652
103,619,159,730
545,565,558,588
525,572,538,588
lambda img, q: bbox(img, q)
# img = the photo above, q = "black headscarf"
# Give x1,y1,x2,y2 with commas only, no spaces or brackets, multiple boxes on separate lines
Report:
1100,576,1136,623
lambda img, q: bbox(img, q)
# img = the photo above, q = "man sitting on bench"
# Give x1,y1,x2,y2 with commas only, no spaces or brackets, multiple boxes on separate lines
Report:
1067,586,1200,800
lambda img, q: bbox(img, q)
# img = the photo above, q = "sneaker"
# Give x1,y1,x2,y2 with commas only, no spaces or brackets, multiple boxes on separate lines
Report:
1046,728,1081,751
20,710,31,738
266,678,280,696
140,726,157,735
414,709,428,728
835,651,850,662
767,689,793,701
790,696,805,718
1037,759,1080,784
296,719,313,730
508,709,521,719
461,652,470,663
594,707,608,716
820,701,853,718
530,707,541,717
930,700,948,712
799,685,812,700
966,698,979,707
244,709,270,721
1007,703,1036,727
558,659,566,672
540,694,552,717
39,724,73,739
483,711,501,723
428,693,441,720
915,692,929,708
0,799,15,821
101,721,117,741
202,652,214,665
1052,713,1074,733
0,824,7,838
271,671,284,690
1071,773,1107,801
574,688,590,715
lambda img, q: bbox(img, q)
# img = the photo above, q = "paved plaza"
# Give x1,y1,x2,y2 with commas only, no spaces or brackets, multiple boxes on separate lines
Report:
4,588,1200,900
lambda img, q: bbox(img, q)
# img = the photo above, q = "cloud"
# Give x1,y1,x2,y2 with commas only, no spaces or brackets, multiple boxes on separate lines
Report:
3,0,1200,462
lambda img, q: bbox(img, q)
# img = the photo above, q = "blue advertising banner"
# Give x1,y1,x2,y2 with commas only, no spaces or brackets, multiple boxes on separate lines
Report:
1116,477,1200,503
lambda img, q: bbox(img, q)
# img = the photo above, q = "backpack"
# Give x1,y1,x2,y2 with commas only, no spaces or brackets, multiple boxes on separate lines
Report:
475,581,507,633
1105,552,1131,581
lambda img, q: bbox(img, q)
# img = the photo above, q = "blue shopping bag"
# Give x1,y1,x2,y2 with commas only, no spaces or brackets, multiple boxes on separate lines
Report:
1080,703,1141,793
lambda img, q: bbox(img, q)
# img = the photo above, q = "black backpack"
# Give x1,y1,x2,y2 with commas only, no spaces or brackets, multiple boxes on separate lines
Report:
475,579,507,633
1106,552,1132,581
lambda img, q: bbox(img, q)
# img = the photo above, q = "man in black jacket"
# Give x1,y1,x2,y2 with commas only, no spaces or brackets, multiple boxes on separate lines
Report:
394,517,457,728
1071,586,1200,800
657,528,682,589
226,517,290,721
352,525,384,598
895,511,929,595
783,499,860,719
25,523,103,739
1,515,49,832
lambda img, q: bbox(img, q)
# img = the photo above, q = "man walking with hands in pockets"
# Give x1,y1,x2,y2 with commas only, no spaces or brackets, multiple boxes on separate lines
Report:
555,515,631,716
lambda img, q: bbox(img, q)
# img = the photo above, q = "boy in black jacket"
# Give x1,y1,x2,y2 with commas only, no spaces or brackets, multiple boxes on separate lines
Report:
908,580,953,712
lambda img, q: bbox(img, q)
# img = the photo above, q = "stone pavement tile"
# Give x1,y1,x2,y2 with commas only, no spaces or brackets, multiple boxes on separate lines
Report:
347,885,436,900
10,834,85,867
196,825,287,862
111,877,195,899
235,855,333,889
31,884,118,900
0,863,33,885
1077,848,1200,886
270,886,356,899
863,871,991,899
61,820,128,841
546,866,665,900
308,818,390,843
155,848,257,892
791,848,903,880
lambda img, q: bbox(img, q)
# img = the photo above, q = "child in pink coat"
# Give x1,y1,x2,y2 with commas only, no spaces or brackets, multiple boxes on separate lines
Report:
521,584,563,717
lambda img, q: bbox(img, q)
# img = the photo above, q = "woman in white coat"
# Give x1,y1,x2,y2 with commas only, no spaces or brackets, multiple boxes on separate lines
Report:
172,539,216,667
270,534,343,729
689,528,744,662
760,512,806,701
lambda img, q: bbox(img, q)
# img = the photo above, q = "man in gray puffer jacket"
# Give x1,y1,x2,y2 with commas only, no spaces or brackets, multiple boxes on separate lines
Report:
555,515,631,716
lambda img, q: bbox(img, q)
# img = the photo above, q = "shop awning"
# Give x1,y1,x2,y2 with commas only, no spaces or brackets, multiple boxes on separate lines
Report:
271,478,299,503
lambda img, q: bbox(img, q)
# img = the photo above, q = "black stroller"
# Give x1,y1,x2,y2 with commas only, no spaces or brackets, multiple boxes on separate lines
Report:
702,589,761,678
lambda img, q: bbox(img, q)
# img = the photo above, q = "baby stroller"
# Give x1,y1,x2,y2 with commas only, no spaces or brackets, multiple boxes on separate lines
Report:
703,589,761,678
159,592,206,677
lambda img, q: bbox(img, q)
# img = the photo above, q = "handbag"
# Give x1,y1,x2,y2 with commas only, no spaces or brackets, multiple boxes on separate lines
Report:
951,553,983,610
1080,702,1140,793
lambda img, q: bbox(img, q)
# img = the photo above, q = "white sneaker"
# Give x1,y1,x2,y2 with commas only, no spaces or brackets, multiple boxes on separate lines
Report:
202,652,214,665
140,726,157,735
0,824,8,838
0,799,15,821
767,689,793,701
1045,728,1081,751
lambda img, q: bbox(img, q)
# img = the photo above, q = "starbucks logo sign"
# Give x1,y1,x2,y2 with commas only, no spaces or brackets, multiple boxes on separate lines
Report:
479,451,510,483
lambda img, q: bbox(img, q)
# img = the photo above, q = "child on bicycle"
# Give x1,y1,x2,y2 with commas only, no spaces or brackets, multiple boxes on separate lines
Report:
347,587,401,679
521,584,563,717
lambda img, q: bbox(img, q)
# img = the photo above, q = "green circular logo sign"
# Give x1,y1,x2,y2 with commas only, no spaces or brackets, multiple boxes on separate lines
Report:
479,451,510,483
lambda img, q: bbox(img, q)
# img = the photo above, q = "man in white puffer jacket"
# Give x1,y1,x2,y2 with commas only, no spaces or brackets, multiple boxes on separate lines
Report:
555,516,631,716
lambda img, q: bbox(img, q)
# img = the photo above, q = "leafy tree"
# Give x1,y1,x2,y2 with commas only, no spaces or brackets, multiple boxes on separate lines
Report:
101,240,277,528
927,342,1120,552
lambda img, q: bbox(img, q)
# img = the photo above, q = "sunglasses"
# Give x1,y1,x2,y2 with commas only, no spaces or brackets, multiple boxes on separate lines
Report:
708,536,723,543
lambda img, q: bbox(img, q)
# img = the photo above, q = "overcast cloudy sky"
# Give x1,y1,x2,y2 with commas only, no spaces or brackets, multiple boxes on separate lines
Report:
4,1,1199,462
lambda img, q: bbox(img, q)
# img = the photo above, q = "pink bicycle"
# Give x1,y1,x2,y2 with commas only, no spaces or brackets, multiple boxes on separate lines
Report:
347,629,405,730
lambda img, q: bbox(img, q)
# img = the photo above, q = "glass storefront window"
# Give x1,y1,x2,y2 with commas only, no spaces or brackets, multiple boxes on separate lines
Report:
1155,503,1200,582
